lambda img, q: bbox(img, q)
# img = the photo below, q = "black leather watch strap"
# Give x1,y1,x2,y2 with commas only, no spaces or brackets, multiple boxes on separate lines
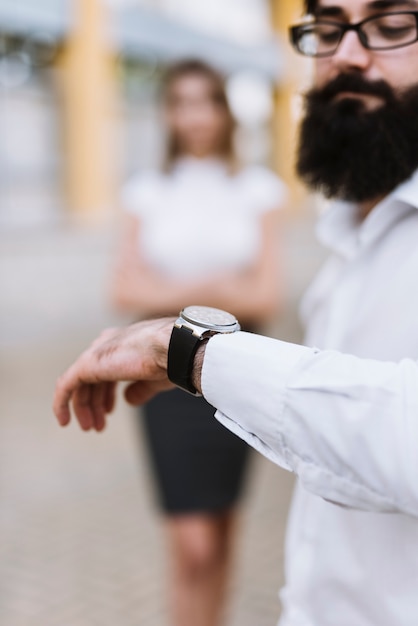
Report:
167,326,202,395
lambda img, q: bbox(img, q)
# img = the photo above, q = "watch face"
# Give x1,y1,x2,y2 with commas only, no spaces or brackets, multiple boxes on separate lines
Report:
181,306,238,330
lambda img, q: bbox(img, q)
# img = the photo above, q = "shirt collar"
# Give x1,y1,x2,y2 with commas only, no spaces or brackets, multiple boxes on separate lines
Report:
316,169,418,259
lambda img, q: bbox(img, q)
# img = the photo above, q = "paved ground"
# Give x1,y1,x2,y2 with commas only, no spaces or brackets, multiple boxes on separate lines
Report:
0,214,325,626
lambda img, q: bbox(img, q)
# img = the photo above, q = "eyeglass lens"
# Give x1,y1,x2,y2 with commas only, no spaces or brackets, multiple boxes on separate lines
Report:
295,13,418,57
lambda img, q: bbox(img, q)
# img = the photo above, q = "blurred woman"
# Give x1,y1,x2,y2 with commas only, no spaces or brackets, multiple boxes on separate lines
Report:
111,59,286,626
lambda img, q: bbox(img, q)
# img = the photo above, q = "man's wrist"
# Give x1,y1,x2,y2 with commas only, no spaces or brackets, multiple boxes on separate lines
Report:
191,340,208,395
151,317,176,372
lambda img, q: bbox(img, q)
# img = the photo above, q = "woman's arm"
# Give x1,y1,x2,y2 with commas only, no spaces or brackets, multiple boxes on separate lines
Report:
110,213,205,316
111,209,284,322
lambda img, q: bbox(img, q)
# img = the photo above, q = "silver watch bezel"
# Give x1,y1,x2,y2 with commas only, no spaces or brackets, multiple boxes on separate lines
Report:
175,305,240,338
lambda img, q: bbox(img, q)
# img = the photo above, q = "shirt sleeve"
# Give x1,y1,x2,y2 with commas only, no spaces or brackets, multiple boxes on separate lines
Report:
241,166,288,214
201,332,418,517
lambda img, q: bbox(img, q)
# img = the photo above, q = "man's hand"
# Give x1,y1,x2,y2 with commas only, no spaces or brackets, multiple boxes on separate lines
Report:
53,318,175,432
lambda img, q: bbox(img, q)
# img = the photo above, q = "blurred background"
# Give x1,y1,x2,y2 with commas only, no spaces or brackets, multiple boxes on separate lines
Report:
0,0,326,624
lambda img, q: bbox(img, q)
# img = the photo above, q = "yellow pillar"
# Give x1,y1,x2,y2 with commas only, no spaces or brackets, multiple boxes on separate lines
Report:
270,0,306,209
61,0,116,223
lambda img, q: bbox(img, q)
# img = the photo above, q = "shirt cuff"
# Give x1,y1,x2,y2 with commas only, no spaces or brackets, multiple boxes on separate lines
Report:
201,331,312,471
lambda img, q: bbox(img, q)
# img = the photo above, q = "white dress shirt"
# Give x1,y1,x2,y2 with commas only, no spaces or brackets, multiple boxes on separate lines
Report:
201,169,418,626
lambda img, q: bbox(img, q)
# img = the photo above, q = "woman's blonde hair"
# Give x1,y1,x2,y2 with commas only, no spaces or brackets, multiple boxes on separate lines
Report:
162,59,237,172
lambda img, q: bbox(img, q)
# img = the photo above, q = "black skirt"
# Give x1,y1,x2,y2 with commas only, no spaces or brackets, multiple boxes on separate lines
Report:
140,388,250,514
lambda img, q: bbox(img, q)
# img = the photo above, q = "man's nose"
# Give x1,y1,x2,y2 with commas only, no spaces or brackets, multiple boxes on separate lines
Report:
331,30,372,72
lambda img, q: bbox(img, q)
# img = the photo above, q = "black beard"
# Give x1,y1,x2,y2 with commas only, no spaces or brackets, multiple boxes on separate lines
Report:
296,73,418,203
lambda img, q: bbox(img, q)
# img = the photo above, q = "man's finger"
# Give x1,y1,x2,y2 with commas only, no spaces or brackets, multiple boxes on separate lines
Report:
125,379,174,405
53,317,174,427
53,344,110,427
53,373,76,426
72,384,95,431
104,382,117,413
91,383,107,432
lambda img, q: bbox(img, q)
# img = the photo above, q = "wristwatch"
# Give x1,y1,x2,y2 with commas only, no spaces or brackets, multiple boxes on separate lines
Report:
167,305,240,396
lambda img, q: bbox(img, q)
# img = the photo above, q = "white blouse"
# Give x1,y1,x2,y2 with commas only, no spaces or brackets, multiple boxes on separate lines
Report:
121,157,286,281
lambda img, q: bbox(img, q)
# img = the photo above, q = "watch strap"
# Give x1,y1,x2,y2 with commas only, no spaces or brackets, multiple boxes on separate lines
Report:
167,325,202,395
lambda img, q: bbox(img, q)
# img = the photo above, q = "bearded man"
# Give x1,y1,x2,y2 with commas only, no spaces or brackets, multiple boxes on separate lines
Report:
279,1,418,624
54,1,418,625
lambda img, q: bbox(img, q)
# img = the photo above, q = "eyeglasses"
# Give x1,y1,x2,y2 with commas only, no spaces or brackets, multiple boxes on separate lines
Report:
290,11,418,57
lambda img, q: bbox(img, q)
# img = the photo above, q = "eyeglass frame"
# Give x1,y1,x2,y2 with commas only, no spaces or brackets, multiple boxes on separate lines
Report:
289,11,418,58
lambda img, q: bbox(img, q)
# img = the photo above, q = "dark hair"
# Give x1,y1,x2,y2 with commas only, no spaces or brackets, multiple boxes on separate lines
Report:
304,0,317,14
162,59,236,171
